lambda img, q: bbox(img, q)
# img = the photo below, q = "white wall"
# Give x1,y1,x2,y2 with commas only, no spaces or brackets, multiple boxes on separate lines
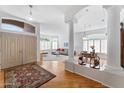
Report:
40,23,69,48
59,34,69,48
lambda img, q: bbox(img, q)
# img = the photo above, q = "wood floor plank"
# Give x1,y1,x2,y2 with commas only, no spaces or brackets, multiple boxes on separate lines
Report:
40,61,107,88
0,61,107,88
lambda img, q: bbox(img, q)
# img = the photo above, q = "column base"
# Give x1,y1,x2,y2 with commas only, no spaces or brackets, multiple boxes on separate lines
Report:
104,65,124,76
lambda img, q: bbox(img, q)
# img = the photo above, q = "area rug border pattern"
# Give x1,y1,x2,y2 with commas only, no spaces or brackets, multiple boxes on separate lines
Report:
4,63,56,88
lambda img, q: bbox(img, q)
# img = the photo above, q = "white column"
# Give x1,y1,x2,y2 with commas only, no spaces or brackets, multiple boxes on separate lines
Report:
36,23,41,62
68,20,75,62
105,6,124,73
64,16,77,72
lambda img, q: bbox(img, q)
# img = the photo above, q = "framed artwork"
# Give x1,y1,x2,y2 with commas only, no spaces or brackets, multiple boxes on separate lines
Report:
64,42,68,48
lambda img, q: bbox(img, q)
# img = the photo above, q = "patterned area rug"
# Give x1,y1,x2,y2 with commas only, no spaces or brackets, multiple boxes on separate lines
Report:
4,63,56,88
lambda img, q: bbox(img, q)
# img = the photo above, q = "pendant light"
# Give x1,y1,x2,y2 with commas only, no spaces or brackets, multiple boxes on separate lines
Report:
27,5,33,21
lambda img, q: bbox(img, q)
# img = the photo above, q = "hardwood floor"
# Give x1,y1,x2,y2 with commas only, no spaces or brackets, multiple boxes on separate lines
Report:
0,70,4,88
39,61,106,88
0,61,107,88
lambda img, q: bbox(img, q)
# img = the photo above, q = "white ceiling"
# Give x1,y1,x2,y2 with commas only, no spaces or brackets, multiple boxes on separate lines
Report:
0,5,108,33
1,5,124,41
75,5,107,32
0,5,83,23
0,5,84,35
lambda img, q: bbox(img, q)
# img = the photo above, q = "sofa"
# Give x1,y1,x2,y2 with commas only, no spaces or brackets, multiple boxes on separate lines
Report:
52,48,68,56
52,48,76,56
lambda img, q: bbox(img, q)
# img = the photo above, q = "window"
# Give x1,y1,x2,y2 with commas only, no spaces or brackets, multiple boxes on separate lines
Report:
94,40,100,52
52,38,58,49
40,37,51,50
40,35,58,51
88,40,94,52
101,40,107,53
1,19,35,33
82,39,107,54
83,40,88,51
1,23,23,32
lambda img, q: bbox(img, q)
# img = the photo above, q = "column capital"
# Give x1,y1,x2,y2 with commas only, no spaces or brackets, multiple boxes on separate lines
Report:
103,5,123,11
102,5,112,9
64,16,77,24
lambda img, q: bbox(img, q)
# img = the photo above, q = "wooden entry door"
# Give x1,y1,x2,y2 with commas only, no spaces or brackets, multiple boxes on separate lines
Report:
1,32,23,68
0,33,2,69
23,35,37,64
